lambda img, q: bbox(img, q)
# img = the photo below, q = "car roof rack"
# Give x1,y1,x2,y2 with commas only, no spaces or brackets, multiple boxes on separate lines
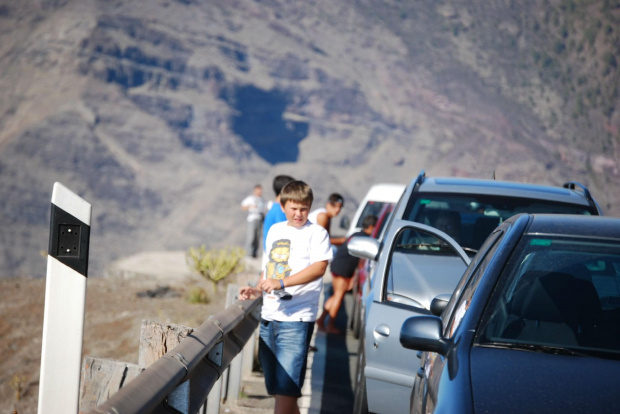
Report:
563,181,603,214
415,169,426,187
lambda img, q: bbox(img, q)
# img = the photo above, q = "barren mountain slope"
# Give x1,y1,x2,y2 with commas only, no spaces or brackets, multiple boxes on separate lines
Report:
0,0,618,278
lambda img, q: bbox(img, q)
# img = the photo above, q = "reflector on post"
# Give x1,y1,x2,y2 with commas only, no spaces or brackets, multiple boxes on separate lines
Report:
38,182,91,413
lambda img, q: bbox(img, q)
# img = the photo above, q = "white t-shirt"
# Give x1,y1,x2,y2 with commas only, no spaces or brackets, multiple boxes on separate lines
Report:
308,207,326,226
241,195,265,222
261,220,333,322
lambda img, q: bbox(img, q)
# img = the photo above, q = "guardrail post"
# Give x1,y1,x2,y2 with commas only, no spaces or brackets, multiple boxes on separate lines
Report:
205,340,224,414
206,283,241,414
139,321,194,413
138,320,193,368
225,284,243,404
242,308,259,378
39,182,91,414
79,357,142,412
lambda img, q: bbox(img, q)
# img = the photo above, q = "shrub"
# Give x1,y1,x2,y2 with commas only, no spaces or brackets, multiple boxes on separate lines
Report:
187,245,246,293
187,286,210,304
10,375,28,402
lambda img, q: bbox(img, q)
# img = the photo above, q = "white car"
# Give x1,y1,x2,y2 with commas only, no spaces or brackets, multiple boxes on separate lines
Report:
345,183,405,237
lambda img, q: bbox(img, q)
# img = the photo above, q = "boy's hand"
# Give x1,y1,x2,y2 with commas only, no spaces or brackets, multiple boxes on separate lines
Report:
258,278,281,293
238,286,260,300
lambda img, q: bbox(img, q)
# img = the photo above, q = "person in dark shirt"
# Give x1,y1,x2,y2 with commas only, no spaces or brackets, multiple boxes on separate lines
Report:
317,214,377,334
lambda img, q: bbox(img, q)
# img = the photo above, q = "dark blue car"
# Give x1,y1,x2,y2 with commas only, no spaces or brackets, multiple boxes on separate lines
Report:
401,214,620,414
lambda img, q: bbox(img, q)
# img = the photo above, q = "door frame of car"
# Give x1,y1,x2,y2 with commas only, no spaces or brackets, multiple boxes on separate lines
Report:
350,219,471,413
401,215,530,414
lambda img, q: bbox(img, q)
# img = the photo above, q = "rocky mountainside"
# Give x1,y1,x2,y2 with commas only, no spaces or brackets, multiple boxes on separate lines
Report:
0,0,618,278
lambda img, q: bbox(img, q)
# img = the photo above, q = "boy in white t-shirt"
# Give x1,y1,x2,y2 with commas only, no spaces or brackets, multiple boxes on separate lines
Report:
239,180,332,414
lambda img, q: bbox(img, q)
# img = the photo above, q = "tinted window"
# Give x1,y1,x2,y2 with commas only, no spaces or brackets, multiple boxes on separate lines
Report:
477,236,620,358
403,193,595,252
442,230,504,338
355,201,393,229
385,225,470,308
373,205,394,238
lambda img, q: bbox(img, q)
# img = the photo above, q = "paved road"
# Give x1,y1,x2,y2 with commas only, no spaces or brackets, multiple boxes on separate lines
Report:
220,285,359,414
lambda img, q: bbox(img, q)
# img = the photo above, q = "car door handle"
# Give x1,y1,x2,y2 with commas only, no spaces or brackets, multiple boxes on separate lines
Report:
374,324,390,337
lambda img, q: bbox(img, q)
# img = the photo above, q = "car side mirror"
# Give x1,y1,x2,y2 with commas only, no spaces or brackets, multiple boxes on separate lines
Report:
430,294,452,316
400,315,448,356
348,236,380,261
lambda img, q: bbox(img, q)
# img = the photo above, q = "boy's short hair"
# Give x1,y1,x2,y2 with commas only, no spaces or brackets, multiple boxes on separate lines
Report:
362,215,378,229
327,193,345,206
280,180,313,207
273,175,295,196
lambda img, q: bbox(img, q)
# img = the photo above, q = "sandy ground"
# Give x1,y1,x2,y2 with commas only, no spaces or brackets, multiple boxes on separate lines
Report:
0,252,262,413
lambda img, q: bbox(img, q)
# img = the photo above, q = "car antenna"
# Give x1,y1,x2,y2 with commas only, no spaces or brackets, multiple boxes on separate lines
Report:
492,170,496,180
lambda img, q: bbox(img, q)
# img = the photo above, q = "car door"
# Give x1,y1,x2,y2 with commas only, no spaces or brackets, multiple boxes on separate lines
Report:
364,220,471,414
413,228,506,414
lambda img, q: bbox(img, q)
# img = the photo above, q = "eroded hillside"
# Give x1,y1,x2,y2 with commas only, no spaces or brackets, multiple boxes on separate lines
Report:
0,0,618,277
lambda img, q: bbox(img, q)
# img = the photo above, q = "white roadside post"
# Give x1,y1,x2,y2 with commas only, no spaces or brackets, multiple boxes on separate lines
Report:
38,182,91,413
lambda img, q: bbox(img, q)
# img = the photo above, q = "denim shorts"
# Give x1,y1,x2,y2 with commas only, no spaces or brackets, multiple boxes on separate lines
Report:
259,319,314,397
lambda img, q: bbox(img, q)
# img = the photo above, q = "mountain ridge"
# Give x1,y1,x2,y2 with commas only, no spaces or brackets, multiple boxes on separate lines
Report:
0,0,617,278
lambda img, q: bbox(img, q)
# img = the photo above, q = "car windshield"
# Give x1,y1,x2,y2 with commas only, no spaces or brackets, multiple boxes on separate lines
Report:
403,193,595,253
477,235,620,359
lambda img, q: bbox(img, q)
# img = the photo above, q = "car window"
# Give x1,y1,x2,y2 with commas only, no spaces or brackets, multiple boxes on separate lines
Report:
442,229,504,338
477,235,620,358
392,226,462,254
373,205,394,238
384,226,468,308
355,201,393,229
403,192,596,253
379,188,410,241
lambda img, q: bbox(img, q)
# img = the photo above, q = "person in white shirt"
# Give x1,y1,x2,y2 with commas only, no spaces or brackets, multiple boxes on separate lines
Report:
309,193,346,249
240,184,265,258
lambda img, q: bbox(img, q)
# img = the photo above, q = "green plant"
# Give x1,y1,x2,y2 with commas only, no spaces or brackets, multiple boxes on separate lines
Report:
187,245,245,293
187,286,210,304
10,375,27,402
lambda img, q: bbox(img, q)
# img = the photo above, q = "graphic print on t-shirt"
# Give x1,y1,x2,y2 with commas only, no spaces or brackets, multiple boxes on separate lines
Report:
265,239,292,280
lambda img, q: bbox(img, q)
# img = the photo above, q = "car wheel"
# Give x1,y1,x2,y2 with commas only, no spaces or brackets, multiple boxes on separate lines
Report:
353,337,369,414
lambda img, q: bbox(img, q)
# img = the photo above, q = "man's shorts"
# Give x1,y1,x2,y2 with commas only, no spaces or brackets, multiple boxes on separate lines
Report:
259,319,314,397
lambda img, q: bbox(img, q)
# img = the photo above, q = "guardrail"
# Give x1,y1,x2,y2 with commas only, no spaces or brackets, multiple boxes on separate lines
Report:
86,291,262,414
38,183,263,414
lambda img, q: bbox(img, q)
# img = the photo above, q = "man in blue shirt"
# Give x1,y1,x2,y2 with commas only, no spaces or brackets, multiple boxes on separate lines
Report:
262,174,295,250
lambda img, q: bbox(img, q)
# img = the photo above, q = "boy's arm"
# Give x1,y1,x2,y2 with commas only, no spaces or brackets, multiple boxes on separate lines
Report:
239,271,264,300
330,236,346,246
259,261,328,293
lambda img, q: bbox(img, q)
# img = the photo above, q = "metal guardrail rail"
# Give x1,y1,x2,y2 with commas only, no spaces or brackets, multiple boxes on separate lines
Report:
88,296,262,414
